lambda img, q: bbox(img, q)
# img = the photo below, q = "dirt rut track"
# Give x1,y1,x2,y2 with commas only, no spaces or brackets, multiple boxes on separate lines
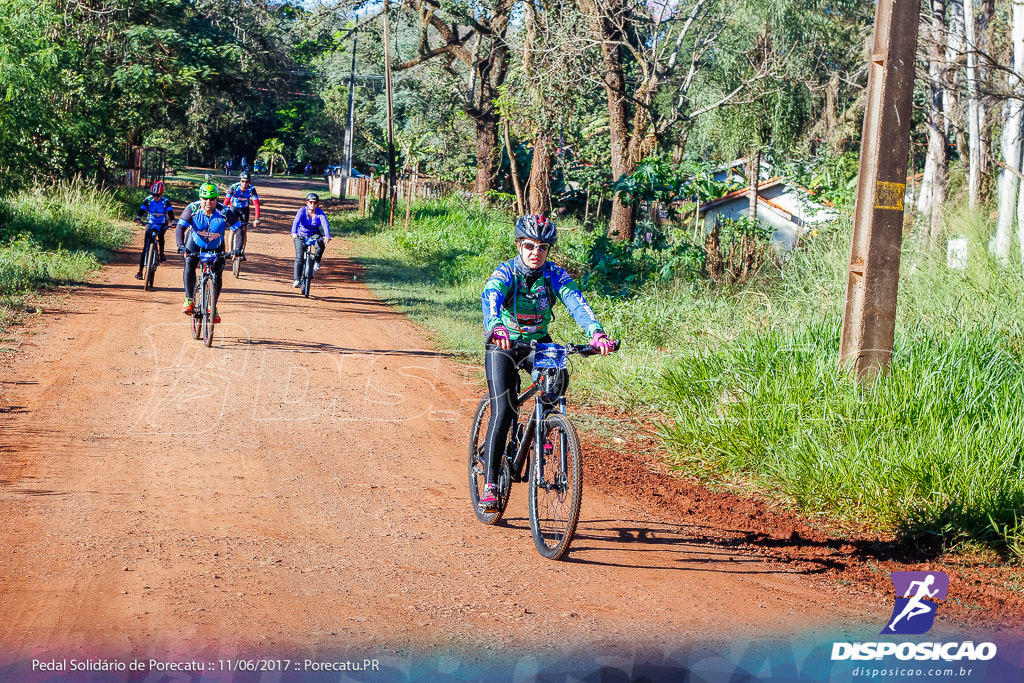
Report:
0,177,1012,663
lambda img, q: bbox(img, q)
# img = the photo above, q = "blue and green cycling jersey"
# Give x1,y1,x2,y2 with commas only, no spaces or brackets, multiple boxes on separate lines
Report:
481,259,603,342
176,201,241,250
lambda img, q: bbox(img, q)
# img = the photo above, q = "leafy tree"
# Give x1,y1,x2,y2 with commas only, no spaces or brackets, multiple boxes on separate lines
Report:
257,137,288,176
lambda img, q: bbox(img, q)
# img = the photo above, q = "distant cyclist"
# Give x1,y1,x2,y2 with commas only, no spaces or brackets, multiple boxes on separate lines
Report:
175,182,242,322
133,180,175,279
477,214,615,512
290,192,331,288
240,156,250,173
223,171,261,261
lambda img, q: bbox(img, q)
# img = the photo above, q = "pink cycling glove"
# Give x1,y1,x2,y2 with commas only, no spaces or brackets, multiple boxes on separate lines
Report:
591,332,615,354
489,325,510,343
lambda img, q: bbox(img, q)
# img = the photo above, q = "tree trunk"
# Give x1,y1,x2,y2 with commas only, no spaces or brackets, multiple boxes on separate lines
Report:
1010,0,1024,263
964,0,981,207
944,0,964,142
921,0,947,249
503,120,525,216
995,99,1022,261
474,111,499,197
977,0,995,179
527,133,553,217
587,0,634,241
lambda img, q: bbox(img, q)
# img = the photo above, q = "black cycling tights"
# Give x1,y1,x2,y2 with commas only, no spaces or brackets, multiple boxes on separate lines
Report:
482,341,566,486
138,228,167,269
293,236,325,280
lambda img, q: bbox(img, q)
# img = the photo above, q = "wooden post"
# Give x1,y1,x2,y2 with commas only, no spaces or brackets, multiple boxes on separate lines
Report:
383,0,397,225
839,0,921,381
748,149,760,221
404,170,417,230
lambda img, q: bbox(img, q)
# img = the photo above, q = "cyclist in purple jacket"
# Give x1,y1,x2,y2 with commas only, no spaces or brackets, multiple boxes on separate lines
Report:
291,192,331,287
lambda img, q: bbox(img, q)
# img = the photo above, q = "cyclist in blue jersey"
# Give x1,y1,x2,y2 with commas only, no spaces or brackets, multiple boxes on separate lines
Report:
223,172,261,261
290,192,331,287
240,156,249,173
133,180,175,279
175,182,242,322
477,214,615,512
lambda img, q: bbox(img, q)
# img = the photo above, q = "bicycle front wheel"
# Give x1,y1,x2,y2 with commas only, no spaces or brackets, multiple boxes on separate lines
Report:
528,413,583,560
468,397,511,525
302,254,313,297
202,276,216,347
143,239,156,291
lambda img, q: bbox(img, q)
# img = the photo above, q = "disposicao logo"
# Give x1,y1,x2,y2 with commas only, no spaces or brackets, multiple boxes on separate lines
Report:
882,571,948,635
830,570,998,663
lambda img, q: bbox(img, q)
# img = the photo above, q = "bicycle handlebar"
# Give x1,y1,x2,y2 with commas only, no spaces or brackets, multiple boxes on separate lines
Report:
178,246,240,257
508,340,622,357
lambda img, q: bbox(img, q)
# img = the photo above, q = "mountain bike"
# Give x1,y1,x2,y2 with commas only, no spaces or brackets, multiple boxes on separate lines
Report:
140,224,162,291
468,339,620,560
188,249,238,347
298,235,322,298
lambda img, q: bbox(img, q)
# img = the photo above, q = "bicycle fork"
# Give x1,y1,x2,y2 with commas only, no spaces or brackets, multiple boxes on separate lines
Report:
529,396,568,491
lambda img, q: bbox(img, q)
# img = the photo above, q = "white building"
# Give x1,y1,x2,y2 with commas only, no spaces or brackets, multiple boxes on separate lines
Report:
699,177,839,249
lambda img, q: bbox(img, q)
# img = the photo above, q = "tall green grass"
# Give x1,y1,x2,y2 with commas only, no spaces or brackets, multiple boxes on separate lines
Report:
335,197,1024,559
0,180,133,320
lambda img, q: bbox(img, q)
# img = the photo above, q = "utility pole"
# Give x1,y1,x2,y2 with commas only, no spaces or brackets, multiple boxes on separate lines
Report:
382,0,398,226
341,32,357,199
839,0,921,381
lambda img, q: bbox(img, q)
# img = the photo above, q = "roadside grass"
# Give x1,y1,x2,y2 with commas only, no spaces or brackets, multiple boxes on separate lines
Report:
331,197,1024,560
0,180,134,329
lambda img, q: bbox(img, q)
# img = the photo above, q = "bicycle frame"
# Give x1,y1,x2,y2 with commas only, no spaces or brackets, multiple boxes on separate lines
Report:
509,366,568,485
304,241,318,269
193,251,220,307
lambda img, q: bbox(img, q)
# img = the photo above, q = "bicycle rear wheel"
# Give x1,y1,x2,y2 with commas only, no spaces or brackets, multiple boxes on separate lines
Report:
202,276,215,347
528,413,583,560
143,238,156,291
468,397,511,525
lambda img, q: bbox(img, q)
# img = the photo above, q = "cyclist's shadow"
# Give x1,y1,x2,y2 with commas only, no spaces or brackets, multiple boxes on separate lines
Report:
541,518,845,575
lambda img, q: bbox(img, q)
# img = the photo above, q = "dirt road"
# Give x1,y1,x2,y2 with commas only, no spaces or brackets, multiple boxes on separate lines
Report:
0,177,931,667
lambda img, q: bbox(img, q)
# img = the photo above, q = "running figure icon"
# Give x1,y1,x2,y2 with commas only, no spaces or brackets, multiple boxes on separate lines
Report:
881,571,949,635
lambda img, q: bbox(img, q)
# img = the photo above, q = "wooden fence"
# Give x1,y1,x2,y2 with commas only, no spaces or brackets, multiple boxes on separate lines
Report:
332,174,471,216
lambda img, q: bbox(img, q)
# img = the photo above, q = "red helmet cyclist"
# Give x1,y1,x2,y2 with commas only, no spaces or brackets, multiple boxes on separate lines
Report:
133,180,175,279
